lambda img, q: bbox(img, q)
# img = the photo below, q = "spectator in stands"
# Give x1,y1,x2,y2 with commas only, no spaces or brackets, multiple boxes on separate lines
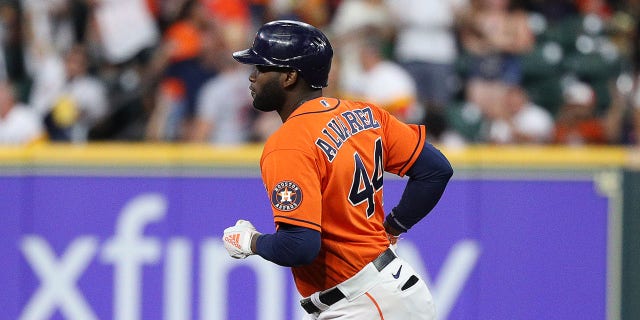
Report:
386,0,469,137
459,0,534,86
3,0,636,146
145,1,219,141
346,35,421,123
89,0,159,65
0,1,29,99
553,80,607,145
0,81,44,145
189,49,253,145
524,0,578,24
204,0,253,51
267,0,331,28
21,1,114,143
485,85,554,144
21,0,80,63
150,0,207,71
458,0,535,140
574,0,613,20
330,0,392,43
30,44,108,142
82,0,159,141
329,0,393,99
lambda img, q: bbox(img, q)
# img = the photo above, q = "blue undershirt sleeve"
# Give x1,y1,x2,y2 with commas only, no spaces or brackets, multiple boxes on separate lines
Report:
385,142,453,233
254,224,321,267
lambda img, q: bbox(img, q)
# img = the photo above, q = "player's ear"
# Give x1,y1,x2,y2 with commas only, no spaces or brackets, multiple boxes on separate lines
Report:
282,70,299,88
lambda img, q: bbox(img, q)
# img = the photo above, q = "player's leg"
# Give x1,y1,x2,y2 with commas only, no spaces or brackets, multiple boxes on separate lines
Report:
301,312,318,320
368,258,436,319
316,258,435,319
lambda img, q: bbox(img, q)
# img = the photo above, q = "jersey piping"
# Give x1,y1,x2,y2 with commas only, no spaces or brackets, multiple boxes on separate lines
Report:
288,99,341,120
397,125,425,175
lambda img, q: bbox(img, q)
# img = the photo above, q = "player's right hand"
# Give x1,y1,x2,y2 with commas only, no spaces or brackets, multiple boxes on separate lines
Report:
223,219,259,259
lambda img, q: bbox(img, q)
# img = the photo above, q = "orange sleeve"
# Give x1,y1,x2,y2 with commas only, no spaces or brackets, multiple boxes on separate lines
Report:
380,110,426,176
261,148,323,232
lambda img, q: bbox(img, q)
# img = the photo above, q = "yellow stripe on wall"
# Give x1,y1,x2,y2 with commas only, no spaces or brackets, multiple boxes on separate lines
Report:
0,143,639,169
0,143,263,167
444,145,637,169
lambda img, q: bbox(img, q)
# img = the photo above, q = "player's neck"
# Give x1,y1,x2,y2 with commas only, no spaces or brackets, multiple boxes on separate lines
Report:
279,90,323,122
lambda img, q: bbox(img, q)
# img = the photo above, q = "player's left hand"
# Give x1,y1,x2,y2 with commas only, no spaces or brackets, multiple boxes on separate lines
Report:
223,219,259,259
386,232,400,246
383,219,402,249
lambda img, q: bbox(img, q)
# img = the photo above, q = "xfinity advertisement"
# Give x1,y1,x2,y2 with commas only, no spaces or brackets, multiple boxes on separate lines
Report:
0,174,608,319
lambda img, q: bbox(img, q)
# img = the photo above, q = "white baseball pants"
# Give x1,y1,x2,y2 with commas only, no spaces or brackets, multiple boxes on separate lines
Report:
301,256,436,320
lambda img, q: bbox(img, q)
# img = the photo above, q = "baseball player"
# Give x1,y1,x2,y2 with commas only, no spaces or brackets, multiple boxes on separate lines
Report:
222,20,453,319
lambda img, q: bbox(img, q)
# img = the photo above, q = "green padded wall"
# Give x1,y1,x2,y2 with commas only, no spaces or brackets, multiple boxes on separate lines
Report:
622,170,640,320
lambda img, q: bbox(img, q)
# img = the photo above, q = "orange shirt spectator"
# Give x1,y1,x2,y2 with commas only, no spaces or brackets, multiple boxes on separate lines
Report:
574,0,612,19
164,21,202,62
203,0,251,51
553,81,607,145
554,120,606,144
204,0,250,23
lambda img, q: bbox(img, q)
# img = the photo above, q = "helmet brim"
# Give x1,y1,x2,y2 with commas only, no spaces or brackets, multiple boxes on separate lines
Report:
233,49,276,66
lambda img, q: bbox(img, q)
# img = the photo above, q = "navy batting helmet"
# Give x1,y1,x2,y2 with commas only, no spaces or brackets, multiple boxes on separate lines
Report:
233,20,333,89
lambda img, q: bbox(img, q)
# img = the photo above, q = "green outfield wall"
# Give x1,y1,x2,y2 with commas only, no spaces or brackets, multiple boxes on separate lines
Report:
623,170,640,320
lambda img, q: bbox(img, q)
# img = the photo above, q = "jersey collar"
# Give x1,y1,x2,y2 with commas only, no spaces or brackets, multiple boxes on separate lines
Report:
287,97,340,120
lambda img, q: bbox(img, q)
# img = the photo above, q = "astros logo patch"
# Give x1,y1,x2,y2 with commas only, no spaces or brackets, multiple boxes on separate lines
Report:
271,180,303,211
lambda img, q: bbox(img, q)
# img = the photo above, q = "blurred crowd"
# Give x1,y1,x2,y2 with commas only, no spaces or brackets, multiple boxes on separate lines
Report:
0,0,639,147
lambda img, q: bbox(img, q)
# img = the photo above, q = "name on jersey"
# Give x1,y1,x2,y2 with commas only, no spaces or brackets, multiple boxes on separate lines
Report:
315,106,380,162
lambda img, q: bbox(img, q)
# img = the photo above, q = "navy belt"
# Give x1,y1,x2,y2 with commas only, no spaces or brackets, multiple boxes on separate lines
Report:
300,248,397,314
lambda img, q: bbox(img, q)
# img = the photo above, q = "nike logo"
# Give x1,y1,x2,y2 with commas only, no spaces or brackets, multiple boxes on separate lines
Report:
392,265,403,279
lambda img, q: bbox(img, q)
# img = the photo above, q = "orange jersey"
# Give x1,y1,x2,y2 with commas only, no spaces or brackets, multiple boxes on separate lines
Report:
260,97,426,297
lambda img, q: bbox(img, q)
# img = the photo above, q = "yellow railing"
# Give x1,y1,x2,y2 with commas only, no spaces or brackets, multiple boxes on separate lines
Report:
1,143,639,169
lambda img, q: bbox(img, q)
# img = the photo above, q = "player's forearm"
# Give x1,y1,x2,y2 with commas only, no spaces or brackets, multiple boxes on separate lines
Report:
386,142,453,233
253,225,321,267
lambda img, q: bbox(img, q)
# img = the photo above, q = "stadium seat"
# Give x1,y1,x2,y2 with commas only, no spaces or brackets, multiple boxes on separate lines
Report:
445,101,485,142
521,41,564,80
523,77,564,116
540,15,584,53
562,52,619,80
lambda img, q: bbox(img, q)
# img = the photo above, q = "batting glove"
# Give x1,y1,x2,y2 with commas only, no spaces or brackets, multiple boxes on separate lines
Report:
223,219,259,259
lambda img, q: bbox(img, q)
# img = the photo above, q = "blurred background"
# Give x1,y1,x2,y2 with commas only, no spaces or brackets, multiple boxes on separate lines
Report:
1,0,640,320
0,0,638,146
